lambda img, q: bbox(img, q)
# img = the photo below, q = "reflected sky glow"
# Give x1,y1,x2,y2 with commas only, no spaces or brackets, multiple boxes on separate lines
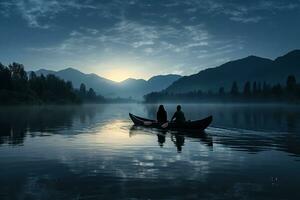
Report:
1,104,300,199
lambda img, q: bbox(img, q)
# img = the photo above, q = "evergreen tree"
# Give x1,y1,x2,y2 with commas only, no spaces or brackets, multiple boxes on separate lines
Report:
243,81,251,96
79,83,86,96
230,81,239,96
87,88,96,99
257,82,262,94
262,82,269,96
0,63,12,90
8,63,28,91
253,81,257,95
286,75,296,92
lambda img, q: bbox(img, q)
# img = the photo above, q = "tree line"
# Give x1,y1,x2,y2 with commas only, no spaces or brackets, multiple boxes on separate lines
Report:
77,83,105,103
0,62,105,104
144,75,300,103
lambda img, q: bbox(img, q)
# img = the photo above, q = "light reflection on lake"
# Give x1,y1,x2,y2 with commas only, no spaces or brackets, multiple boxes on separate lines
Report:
0,104,300,199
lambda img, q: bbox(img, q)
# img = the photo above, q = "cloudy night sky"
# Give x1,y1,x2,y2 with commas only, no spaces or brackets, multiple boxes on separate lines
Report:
0,0,300,81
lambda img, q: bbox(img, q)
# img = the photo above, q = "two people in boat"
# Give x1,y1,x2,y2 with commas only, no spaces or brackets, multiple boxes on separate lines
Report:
157,105,186,124
156,105,186,152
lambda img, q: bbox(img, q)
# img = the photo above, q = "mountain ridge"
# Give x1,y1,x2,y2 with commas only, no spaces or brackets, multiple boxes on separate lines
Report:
165,49,300,94
34,67,181,99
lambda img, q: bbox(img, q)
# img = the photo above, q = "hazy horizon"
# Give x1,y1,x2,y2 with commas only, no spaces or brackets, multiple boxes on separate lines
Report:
34,66,183,83
3,48,298,83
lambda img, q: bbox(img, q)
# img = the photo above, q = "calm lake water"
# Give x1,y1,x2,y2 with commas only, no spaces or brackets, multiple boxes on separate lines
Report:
0,104,300,199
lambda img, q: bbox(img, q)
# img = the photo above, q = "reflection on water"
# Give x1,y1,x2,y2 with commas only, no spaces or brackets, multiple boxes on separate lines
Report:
129,126,213,153
0,105,101,145
0,104,300,199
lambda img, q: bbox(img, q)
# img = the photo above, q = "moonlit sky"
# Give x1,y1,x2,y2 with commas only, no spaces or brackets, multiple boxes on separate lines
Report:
0,0,300,81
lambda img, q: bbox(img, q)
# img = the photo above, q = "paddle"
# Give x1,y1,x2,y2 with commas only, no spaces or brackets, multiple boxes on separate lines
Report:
143,121,169,128
143,121,153,126
161,122,168,128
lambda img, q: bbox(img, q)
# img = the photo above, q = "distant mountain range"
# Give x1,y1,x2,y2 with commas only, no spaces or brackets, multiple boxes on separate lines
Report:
34,49,300,99
35,68,181,99
165,50,300,93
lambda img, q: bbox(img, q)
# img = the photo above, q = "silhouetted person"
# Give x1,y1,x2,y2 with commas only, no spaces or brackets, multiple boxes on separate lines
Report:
157,105,167,124
157,132,166,147
171,105,186,123
171,135,185,153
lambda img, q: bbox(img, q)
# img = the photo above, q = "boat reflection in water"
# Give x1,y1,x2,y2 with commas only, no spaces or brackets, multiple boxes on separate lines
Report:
171,135,184,152
157,132,166,147
129,125,213,152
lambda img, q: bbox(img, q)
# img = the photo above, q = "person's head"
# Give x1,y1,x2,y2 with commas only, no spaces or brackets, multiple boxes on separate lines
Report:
177,105,181,111
158,105,165,112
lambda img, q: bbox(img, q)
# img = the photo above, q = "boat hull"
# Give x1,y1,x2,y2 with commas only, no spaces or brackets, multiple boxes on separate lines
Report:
129,113,212,132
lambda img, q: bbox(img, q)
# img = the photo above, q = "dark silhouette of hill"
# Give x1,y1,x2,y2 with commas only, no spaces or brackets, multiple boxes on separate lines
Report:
35,68,181,99
35,67,117,95
118,75,182,98
147,74,183,89
166,50,300,93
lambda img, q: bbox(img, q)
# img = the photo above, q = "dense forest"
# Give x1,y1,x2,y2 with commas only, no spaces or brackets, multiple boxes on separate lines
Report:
0,62,105,105
144,75,300,103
